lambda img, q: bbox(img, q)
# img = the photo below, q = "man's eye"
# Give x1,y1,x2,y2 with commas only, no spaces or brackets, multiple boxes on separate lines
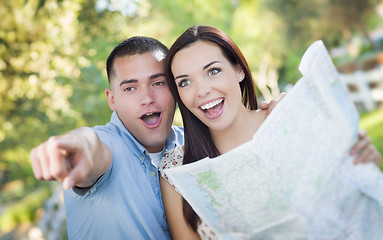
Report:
154,81,164,86
178,79,191,88
208,68,220,76
124,87,134,92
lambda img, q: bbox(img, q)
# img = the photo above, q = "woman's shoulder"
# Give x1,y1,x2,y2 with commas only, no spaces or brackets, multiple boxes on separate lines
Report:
159,146,184,190
159,146,184,179
159,146,184,171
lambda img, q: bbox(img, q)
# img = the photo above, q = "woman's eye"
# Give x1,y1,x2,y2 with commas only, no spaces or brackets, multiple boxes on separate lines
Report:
208,68,220,76
178,79,191,88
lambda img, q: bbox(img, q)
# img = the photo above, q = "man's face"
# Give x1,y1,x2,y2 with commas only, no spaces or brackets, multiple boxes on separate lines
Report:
106,51,176,153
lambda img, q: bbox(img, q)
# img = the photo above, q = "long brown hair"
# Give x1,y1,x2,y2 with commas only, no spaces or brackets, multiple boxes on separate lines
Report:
165,25,258,231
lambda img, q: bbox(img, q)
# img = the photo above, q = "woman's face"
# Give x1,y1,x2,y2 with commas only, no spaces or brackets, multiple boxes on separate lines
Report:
171,40,246,132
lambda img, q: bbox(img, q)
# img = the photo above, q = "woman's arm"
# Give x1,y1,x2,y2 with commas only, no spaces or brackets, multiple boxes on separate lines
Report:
160,176,201,240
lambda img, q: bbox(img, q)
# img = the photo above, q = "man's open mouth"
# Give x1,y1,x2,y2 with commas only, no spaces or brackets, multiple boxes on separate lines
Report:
141,112,161,126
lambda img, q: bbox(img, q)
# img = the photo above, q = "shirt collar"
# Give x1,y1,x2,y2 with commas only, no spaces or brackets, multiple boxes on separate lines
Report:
110,111,147,158
110,111,180,159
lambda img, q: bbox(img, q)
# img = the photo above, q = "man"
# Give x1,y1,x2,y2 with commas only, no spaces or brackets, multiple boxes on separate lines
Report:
30,36,381,239
31,37,182,239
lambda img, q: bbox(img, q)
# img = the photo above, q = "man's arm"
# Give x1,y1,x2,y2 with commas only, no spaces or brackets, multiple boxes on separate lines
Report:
30,127,111,190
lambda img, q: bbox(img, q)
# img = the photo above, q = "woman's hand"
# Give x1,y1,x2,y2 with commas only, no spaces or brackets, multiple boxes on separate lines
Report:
351,130,381,167
259,92,287,117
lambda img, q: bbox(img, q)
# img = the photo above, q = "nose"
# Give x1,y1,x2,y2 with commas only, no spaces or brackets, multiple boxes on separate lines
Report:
196,79,211,98
140,86,154,105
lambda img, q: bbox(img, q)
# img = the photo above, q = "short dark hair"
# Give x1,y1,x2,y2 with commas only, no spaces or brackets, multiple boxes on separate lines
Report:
106,36,168,84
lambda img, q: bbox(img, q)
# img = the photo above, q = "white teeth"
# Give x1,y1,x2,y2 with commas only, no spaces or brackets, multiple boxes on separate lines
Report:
201,99,223,110
145,113,153,116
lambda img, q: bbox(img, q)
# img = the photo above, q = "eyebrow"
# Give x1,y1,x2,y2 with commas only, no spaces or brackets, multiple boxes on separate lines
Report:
119,79,137,87
174,61,220,81
203,61,219,70
174,74,188,81
150,73,166,79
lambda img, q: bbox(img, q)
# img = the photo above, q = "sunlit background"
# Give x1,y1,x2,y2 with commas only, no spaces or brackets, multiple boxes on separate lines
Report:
1,0,383,239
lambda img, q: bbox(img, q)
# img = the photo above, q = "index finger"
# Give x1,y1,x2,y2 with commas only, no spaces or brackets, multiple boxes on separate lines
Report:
46,136,70,181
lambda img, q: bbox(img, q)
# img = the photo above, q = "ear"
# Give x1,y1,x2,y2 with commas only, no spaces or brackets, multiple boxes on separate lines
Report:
105,88,117,111
236,65,245,82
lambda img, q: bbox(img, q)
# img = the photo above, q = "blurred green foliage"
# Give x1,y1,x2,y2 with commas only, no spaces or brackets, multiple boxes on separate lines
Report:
0,187,52,232
1,0,383,238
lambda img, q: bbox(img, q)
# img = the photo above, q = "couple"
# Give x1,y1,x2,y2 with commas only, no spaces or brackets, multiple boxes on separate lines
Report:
30,25,381,239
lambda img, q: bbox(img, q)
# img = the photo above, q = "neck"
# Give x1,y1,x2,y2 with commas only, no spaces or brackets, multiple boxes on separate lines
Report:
211,109,266,154
145,144,165,153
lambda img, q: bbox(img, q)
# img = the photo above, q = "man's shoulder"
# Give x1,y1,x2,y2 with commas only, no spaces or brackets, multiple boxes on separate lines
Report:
171,125,184,134
93,123,119,141
92,123,133,157
93,120,116,132
167,126,184,148
92,112,125,138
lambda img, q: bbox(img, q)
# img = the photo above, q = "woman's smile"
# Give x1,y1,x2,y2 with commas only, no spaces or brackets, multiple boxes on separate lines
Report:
199,97,225,119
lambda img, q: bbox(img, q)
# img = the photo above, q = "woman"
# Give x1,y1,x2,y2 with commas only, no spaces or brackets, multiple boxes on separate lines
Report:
159,25,382,239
